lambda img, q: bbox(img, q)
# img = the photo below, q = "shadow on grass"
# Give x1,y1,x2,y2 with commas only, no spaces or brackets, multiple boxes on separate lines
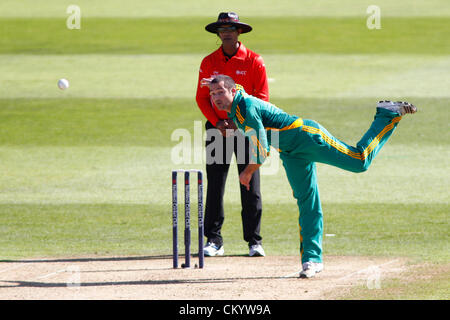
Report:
0,254,299,288
0,274,294,289
0,255,173,264
0,254,255,264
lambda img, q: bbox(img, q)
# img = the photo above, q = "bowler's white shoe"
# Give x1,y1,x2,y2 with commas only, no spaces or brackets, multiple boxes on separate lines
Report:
249,244,266,257
377,100,417,116
299,261,323,279
203,242,224,257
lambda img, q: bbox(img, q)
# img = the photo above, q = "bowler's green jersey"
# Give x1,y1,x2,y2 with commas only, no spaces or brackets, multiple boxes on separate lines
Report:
228,89,303,164
227,87,404,264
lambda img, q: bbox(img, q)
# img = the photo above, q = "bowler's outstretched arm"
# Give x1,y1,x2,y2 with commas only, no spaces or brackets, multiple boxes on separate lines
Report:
239,163,262,190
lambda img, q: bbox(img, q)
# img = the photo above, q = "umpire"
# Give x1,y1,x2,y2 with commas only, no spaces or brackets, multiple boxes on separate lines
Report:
195,12,269,257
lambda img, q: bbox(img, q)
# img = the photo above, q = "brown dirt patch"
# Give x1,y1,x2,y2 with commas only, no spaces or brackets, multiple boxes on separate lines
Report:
0,255,407,300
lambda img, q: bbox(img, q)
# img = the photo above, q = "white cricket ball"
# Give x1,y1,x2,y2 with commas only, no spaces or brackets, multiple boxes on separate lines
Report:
57,78,69,90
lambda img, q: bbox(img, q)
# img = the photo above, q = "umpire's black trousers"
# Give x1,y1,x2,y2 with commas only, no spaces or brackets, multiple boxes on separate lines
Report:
204,121,263,247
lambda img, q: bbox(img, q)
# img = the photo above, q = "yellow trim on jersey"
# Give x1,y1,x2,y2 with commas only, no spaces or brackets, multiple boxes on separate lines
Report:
236,105,245,124
266,118,303,132
301,116,402,161
250,135,268,159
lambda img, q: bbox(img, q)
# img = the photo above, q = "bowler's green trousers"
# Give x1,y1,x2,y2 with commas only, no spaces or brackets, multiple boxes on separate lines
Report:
279,108,402,263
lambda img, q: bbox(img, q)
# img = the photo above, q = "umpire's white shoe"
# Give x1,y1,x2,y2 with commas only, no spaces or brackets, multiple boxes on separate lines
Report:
204,242,224,257
249,244,266,257
299,262,323,279
377,100,417,116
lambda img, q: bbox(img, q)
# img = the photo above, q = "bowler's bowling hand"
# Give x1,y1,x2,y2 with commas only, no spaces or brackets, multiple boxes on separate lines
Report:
239,164,262,191
239,171,252,191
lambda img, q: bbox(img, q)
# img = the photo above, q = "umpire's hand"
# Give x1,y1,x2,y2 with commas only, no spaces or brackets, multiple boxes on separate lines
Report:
216,119,237,137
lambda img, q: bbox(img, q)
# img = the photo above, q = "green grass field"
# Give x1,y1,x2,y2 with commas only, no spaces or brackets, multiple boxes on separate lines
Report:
0,0,448,299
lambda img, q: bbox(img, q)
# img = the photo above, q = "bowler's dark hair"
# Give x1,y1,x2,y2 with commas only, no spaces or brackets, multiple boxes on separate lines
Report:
211,75,235,90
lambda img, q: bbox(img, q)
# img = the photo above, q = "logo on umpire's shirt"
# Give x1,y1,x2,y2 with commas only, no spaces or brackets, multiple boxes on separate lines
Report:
236,70,247,75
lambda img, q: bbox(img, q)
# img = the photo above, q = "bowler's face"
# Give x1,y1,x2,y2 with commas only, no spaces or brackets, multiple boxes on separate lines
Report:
210,81,235,112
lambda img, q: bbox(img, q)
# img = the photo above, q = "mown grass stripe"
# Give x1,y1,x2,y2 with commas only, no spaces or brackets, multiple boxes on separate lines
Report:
0,97,447,147
0,202,447,262
1,17,449,54
1,0,449,18
0,54,448,99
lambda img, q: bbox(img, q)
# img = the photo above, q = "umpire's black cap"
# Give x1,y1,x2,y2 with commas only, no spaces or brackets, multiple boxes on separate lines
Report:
205,12,252,34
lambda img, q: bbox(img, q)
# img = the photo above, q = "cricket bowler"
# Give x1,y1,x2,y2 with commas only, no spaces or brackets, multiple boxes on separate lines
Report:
205,75,417,278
